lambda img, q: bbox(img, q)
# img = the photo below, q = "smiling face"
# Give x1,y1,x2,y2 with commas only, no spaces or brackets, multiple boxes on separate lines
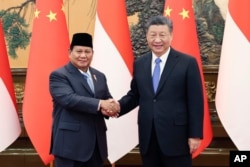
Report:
69,45,93,72
146,25,173,57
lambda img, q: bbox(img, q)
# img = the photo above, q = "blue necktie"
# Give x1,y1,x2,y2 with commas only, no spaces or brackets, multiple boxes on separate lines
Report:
83,73,95,93
152,58,161,93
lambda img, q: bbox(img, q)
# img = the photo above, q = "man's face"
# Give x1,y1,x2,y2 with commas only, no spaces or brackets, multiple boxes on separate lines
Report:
69,45,93,72
146,25,173,57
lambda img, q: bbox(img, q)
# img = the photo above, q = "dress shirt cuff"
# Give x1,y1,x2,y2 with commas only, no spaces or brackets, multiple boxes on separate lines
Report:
97,100,101,111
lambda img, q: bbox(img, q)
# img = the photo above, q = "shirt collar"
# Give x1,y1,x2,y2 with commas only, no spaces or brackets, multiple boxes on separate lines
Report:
152,47,171,64
79,68,91,76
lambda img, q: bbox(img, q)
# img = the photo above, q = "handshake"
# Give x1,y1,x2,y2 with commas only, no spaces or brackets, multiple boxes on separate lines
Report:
100,99,120,117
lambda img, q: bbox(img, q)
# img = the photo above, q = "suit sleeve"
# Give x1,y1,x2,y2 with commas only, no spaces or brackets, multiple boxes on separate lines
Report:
187,58,204,138
119,63,139,116
49,70,100,114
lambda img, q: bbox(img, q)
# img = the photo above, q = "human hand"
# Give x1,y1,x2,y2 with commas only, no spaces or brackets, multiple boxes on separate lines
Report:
188,138,201,154
100,99,120,117
109,100,120,117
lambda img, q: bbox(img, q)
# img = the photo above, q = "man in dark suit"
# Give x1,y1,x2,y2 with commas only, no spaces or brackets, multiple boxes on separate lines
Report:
117,16,204,167
49,33,116,167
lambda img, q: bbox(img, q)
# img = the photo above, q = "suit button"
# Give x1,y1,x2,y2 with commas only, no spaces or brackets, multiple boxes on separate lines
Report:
153,99,157,102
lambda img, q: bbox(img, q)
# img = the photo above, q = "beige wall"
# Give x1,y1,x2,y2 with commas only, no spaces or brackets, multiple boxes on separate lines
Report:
1,0,34,68
65,0,96,39
1,0,97,68
1,0,138,68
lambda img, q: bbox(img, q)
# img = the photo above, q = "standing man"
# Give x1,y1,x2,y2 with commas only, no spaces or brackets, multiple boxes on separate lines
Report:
118,16,204,167
49,33,116,167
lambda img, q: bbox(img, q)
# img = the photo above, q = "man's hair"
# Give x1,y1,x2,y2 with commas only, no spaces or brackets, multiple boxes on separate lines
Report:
145,16,173,33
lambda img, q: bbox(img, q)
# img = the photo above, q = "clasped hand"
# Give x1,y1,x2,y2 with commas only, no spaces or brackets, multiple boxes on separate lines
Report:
100,99,120,117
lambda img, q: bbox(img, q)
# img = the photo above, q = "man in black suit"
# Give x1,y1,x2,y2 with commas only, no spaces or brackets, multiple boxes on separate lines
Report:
117,16,204,167
49,33,116,167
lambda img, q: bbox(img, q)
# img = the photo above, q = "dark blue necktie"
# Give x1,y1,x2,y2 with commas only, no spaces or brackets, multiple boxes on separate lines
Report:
83,73,95,93
152,58,161,93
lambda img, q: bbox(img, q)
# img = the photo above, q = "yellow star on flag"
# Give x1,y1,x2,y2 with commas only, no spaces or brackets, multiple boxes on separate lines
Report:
34,9,40,18
164,6,172,17
46,10,57,22
61,4,65,13
179,8,189,19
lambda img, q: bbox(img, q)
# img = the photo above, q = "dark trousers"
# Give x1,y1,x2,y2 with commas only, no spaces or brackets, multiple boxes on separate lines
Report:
141,126,192,167
54,143,103,167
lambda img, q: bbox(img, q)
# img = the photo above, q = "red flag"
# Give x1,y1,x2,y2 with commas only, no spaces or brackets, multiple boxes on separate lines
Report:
216,0,250,150
163,0,213,158
22,0,69,164
0,19,21,152
92,0,138,163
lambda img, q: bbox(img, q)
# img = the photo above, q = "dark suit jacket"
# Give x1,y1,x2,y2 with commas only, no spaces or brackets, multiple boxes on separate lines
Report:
49,62,112,162
119,48,204,156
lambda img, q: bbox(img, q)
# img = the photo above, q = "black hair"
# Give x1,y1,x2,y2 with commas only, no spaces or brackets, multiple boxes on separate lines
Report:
145,15,173,33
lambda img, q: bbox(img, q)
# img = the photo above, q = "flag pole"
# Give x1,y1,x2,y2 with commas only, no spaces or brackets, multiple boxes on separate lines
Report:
50,162,54,167
112,163,115,167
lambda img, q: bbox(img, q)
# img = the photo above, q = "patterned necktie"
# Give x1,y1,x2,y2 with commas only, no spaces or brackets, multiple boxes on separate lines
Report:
83,73,95,93
152,58,161,93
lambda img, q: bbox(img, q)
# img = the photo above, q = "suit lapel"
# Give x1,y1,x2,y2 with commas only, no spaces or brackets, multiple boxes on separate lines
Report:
89,68,96,95
156,49,179,94
143,53,155,94
67,62,95,96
